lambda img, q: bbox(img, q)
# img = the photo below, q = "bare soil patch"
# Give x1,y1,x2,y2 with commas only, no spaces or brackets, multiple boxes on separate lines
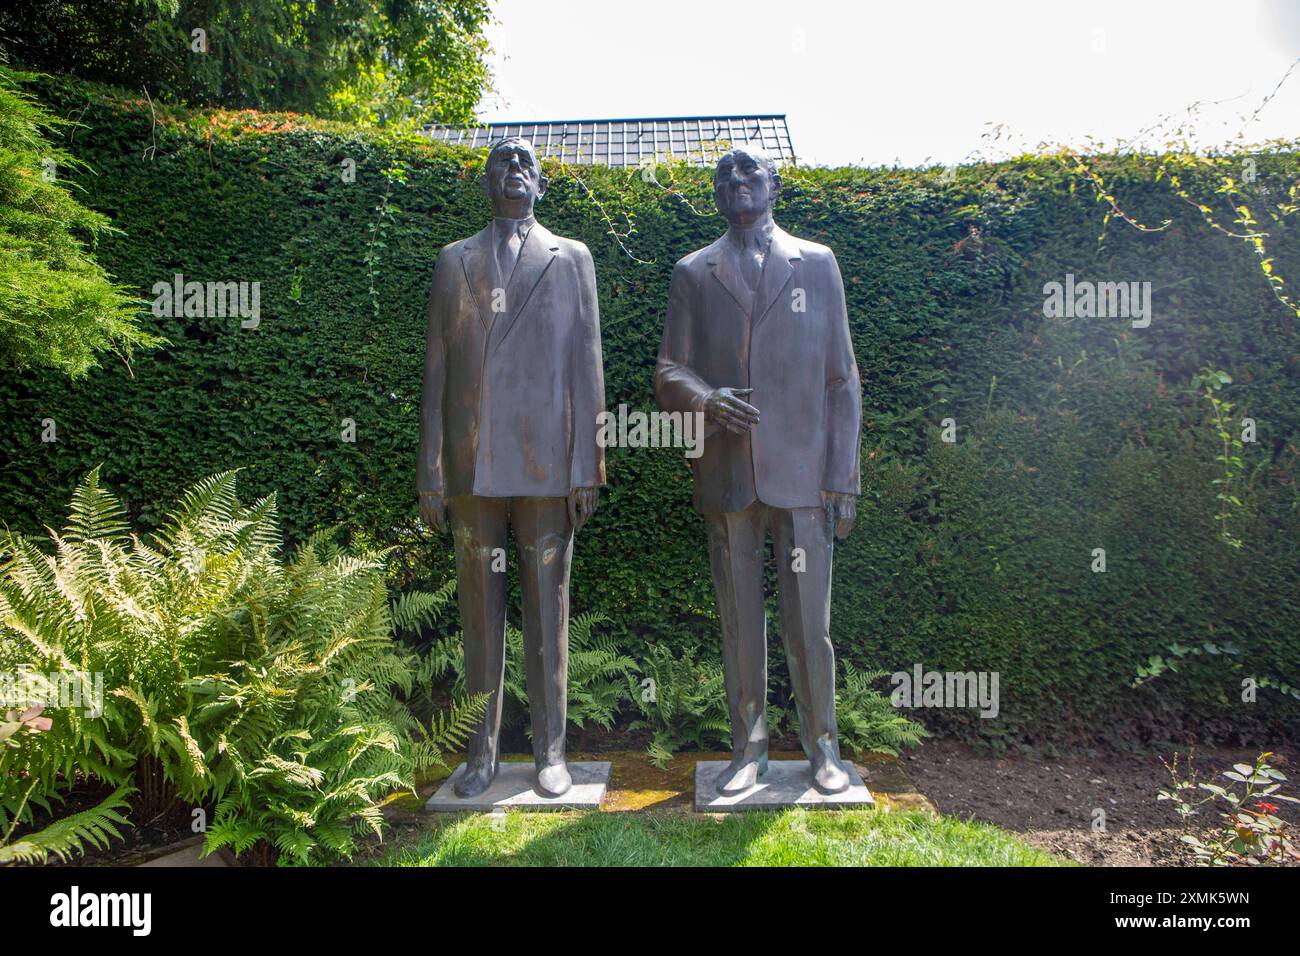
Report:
902,740,1300,866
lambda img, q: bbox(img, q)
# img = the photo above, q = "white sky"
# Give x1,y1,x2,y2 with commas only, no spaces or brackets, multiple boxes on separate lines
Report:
477,0,1300,167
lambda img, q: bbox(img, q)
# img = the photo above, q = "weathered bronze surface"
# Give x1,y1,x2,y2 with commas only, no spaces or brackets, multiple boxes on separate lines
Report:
419,138,605,798
655,146,863,796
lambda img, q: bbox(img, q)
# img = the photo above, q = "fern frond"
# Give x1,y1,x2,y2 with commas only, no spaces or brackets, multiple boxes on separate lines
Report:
63,466,130,543
422,692,489,755
390,580,456,634
0,786,133,865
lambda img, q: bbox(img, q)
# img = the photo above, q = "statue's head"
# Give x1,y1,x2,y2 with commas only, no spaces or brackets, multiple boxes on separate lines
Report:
481,137,547,215
713,145,781,227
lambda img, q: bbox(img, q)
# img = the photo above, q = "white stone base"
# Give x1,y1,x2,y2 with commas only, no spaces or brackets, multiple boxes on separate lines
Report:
424,761,610,812
694,759,874,812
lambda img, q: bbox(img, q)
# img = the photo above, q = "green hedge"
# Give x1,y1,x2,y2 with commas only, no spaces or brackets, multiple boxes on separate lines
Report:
3,78,1298,745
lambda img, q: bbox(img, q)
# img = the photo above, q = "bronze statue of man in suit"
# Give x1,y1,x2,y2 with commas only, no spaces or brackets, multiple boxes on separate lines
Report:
419,137,605,798
655,146,862,796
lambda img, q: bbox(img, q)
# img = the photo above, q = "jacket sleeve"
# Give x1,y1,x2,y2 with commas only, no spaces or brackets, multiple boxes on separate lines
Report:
655,261,715,420
418,252,449,497
822,249,862,495
569,244,606,490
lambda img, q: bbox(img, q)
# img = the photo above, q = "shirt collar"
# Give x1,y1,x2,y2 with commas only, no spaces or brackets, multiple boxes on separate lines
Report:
493,214,536,238
726,218,774,252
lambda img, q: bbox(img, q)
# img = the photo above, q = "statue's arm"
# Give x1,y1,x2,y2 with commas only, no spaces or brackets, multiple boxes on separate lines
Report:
418,253,449,504
822,249,862,503
569,244,606,496
654,262,714,416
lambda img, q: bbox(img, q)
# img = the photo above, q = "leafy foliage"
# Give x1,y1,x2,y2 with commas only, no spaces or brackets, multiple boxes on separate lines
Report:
0,0,492,125
0,784,133,865
833,663,928,757
628,645,730,768
0,63,158,376
1159,751,1300,866
1192,368,1248,550
423,610,637,735
2,81,1298,745
0,467,485,864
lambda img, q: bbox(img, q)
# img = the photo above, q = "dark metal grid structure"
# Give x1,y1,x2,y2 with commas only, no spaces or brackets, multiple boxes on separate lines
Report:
423,115,795,167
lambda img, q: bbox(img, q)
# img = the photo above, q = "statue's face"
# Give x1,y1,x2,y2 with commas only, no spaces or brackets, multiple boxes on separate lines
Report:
714,148,776,225
482,140,545,210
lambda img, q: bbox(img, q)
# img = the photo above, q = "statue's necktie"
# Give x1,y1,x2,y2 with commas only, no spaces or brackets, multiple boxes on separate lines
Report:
736,230,768,311
739,242,763,296
496,226,523,288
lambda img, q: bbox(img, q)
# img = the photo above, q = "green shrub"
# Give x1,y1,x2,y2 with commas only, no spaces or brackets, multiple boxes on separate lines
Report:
422,609,637,736
0,467,484,864
0,63,159,376
628,645,731,768
1,78,1297,744
834,663,928,757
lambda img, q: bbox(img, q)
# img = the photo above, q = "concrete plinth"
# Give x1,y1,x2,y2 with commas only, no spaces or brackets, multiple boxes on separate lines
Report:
694,759,874,812
424,761,611,812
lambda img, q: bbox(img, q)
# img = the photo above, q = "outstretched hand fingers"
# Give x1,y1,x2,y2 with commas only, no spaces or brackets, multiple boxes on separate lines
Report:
718,411,753,434
721,396,760,421
714,398,759,433
706,388,760,434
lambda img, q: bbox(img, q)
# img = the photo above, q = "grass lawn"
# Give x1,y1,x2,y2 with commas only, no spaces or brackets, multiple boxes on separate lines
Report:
370,808,1070,867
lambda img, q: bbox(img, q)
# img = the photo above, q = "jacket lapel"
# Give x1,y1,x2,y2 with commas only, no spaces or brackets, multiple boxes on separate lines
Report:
490,223,559,354
706,238,753,316
751,227,800,329
459,224,496,334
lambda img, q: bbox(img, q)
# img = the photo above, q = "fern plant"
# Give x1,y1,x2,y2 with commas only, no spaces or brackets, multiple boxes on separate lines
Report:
0,467,485,865
0,783,133,866
421,608,636,735
627,645,731,768
0,702,134,865
831,662,929,757
546,612,637,732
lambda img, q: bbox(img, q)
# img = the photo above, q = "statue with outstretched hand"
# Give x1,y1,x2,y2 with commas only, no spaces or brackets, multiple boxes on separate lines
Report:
655,145,863,796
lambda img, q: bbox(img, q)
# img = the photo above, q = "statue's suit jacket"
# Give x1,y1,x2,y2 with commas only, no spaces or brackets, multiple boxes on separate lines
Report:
655,226,862,515
419,221,606,499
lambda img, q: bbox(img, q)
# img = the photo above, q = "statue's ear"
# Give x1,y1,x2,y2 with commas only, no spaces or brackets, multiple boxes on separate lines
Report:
479,171,491,197
537,173,549,199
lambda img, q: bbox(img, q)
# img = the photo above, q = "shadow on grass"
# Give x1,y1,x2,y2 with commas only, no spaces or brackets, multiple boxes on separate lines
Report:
372,808,1070,867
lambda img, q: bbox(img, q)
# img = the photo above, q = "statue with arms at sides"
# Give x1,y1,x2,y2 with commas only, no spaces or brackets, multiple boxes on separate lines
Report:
419,137,605,799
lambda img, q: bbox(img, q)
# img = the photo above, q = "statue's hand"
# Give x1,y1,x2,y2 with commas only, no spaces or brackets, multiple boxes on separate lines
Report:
703,387,760,435
568,486,599,531
419,491,448,531
822,492,857,539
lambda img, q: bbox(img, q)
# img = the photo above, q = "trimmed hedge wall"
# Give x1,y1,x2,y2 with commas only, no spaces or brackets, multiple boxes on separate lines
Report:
3,79,1299,745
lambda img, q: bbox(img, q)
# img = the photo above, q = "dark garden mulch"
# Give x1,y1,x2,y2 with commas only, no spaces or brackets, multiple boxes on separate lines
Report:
903,739,1300,866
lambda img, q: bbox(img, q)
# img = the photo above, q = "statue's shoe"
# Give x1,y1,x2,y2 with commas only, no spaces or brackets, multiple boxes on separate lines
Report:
454,757,497,798
716,750,768,795
810,750,851,796
535,762,572,798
